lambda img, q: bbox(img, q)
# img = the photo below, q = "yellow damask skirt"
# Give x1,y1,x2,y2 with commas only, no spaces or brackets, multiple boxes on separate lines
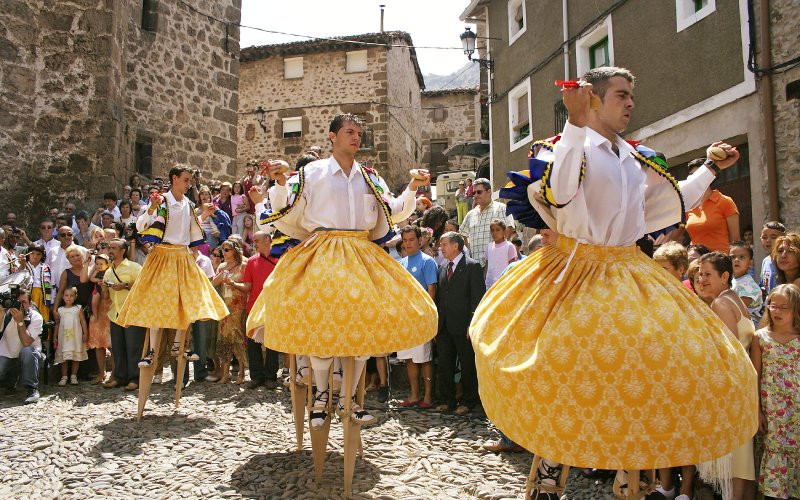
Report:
116,244,229,331
247,230,437,357
470,235,757,469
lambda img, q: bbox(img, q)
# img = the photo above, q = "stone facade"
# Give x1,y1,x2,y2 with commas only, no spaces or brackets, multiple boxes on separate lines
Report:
420,88,482,174
238,32,425,193
0,0,240,229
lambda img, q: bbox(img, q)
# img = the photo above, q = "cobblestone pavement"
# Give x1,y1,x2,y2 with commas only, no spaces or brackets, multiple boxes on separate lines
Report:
0,370,615,499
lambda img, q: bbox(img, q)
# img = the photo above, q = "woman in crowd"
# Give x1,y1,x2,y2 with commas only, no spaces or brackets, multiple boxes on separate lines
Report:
240,214,255,258
197,186,232,254
204,247,224,382
214,181,234,220
684,159,740,252
129,174,142,191
118,200,135,226
231,181,248,236
212,240,248,384
54,245,93,312
696,252,756,500
773,233,800,287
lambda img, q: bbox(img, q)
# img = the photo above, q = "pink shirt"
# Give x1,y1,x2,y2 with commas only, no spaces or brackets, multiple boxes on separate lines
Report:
485,240,517,287
231,194,246,215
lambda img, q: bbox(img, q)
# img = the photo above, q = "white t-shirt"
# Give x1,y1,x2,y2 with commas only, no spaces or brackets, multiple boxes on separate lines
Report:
0,309,43,358
485,240,517,288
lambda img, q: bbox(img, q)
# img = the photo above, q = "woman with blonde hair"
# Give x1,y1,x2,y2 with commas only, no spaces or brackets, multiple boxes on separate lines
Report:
772,232,800,287
212,239,248,384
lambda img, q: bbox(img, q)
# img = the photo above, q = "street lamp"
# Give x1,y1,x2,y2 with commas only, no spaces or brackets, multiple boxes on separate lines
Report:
255,106,266,132
460,27,493,71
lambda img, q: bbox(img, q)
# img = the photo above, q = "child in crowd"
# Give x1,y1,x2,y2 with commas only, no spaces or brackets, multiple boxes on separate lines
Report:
759,221,786,298
231,181,248,235
87,254,112,385
730,240,763,325
686,260,701,294
511,238,524,260
54,287,88,386
484,219,516,288
420,227,435,258
750,284,800,500
653,241,689,281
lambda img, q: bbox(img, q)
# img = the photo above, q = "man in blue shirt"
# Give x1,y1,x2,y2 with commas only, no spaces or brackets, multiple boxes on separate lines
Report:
396,225,438,408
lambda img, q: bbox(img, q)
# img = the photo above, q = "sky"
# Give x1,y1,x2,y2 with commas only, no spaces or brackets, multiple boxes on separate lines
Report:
239,0,475,76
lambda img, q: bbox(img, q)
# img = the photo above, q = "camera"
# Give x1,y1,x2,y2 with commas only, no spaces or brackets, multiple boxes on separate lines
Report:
0,283,22,310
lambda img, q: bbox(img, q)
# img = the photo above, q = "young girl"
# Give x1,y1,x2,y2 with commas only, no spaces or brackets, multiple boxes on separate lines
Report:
87,254,112,385
21,244,54,322
54,287,88,386
750,284,800,500
231,181,249,235
484,219,516,288
730,241,763,325
240,214,255,257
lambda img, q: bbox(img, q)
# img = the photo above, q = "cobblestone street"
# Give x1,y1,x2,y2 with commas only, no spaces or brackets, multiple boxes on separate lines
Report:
0,371,613,499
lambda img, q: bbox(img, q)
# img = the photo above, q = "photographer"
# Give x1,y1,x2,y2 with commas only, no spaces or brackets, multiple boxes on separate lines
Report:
0,288,44,404
0,228,20,280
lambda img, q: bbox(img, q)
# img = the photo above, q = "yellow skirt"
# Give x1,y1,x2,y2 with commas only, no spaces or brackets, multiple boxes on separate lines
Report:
246,230,437,357
116,244,229,331
470,235,758,469
30,287,50,322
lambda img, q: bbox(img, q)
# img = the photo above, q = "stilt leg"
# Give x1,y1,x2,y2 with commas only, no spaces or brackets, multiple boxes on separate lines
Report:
525,456,541,500
137,328,159,420
289,355,305,451
356,365,366,458
342,356,362,496
525,455,570,500
309,364,332,483
613,469,655,499
174,329,187,408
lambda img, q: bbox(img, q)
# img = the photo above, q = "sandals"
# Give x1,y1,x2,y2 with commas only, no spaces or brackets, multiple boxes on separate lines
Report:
399,399,419,407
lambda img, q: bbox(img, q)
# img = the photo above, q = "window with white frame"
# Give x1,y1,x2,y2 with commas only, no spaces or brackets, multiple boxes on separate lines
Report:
284,57,303,79
282,117,302,138
507,0,526,45
345,50,368,73
508,79,532,151
675,0,716,32
576,16,614,77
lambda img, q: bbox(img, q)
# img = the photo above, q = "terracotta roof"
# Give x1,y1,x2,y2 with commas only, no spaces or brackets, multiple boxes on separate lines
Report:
421,86,480,97
241,31,425,89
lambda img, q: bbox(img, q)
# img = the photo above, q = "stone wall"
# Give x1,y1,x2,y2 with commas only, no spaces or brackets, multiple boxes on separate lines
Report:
385,42,422,192
767,0,800,230
420,89,481,174
0,0,241,230
237,47,385,175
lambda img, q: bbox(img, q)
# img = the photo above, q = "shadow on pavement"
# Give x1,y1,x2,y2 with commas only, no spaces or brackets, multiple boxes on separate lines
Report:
90,415,215,462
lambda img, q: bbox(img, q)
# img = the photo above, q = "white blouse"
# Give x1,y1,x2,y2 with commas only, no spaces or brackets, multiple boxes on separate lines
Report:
136,191,192,246
543,122,715,247
260,157,416,233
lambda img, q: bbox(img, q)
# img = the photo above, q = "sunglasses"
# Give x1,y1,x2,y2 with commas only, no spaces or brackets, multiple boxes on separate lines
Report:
473,190,486,195
58,232,73,237
222,248,234,252
212,253,223,258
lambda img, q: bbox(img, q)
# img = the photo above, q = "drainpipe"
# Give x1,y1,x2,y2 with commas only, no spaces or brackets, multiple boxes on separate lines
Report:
759,0,780,220
562,0,570,79
380,5,385,33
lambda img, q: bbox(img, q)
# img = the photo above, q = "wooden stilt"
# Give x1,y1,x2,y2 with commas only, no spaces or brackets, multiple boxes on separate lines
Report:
342,357,358,497
356,365,366,458
137,328,159,420
289,355,305,451
309,362,333,483
174,329,187,408
524,456,541,500
525,455,571,500
612,469,655,500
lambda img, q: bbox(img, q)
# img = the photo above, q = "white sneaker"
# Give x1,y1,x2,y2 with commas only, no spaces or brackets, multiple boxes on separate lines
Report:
58,376,68,386
69,375,78,385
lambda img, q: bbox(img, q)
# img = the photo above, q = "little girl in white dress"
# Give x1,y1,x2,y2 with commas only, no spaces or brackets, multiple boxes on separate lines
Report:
54,287,88,386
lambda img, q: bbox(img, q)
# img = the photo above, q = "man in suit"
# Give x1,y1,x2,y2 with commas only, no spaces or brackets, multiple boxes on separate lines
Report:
435,231,486,415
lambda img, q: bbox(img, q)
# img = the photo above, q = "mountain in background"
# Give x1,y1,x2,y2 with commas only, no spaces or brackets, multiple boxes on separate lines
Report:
424,62,480,90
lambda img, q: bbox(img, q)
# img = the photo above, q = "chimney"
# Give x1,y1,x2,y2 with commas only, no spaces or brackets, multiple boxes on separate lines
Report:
380,4,385,33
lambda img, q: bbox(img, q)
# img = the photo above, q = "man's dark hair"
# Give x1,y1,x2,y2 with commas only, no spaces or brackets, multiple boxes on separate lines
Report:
729,240,754,259
763,221,786,233
440,231,465,252
130,188,142,198
700,251,734,287
27,243,46,257
119,200,132,211
473,178,491,191
75,210,90,222
56,213,68,224
329,114,365,134
420,206,449,240
581,66,636,100
103,192,117,201
296,154,318,169
400,225,422,239
39,217,54,226
168,165,193,183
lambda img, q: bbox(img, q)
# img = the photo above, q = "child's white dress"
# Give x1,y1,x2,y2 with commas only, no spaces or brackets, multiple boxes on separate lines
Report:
55,305,87,364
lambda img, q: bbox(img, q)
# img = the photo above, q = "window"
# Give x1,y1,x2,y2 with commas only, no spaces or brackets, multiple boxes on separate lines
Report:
675,0,716,32
284,57,303,79
576,16,614,76
135,137,153,177
433,107,445,121
282,117,302,138
141,0,157,32
359,125,375,150
507,0,526,45
508,79,532,151
430,140,448,167
345,50,368,73
589,37,609,69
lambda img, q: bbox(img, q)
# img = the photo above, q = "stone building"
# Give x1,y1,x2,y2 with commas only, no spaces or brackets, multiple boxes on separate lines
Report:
420,87,482,174
0,0,241,227
238,32,425,192
462,0,799,261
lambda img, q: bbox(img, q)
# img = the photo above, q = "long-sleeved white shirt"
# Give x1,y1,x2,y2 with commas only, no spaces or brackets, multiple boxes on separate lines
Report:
258,156,416,233
136,191,191,246
545,122,715,246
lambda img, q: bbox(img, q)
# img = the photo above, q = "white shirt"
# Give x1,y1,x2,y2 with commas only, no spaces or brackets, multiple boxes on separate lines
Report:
260,157,416,233
34,238,60,253
0,246,15,281
547,122,714,246
46,246,70,290
447,252,464,271
196,252,215,279
137,191,192,246
0,308,43,358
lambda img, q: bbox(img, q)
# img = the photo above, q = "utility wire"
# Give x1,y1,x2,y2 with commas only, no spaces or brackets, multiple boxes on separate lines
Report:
238,98,479,115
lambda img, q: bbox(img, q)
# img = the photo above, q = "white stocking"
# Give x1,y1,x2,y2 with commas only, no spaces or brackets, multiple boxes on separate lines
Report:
149,328,160,351
345,356,370,399
310,356,333,394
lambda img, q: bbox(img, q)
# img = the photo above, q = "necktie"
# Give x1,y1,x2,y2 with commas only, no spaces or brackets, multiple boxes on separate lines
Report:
447,261,454,281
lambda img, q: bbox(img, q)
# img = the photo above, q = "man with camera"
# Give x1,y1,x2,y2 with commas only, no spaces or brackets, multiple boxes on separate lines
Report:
0,288,44,404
